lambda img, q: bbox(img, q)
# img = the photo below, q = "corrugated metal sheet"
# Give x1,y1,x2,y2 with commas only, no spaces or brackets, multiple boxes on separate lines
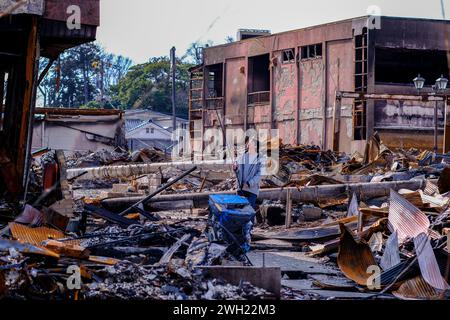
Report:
380,231,401,271
337,224,377,286
393,276,444,300
424,180,440,196
414,233,449,290
347,193,359,217
388,189,430,243
9,223,65,245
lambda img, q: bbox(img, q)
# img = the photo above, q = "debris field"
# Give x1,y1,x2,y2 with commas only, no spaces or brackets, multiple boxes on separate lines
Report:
0,134,449,300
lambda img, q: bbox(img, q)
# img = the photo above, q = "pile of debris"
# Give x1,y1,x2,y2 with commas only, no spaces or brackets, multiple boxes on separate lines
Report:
1,132,450,300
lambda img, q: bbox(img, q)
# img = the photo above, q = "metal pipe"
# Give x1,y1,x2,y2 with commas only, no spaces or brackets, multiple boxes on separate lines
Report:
118,166,197,216
66,160,232,180
435,101,439,153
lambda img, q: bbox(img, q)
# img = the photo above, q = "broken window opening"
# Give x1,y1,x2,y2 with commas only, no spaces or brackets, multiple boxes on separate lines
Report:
204,64,224,110
248,54,270,105
205,63,223,98
375,47,450,86
301,43,323,60
282,49,295,64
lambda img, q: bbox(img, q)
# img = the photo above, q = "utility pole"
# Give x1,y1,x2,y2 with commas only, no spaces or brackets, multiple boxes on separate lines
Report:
170,47,176,131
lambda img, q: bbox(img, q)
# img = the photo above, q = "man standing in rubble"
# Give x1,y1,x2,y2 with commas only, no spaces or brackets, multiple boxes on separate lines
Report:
233,137,261,211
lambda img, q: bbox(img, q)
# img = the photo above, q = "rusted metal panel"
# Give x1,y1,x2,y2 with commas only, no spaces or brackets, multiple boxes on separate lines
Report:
9,222,65,245
224,58,247,126
380,231,401,271
393,276,445,300
388,190,430,244
43,0,100,26
414,233,449,290
378,130,444,152
337,224,377,286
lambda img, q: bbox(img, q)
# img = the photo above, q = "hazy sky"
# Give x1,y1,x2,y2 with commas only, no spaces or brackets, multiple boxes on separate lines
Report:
96,0,449,64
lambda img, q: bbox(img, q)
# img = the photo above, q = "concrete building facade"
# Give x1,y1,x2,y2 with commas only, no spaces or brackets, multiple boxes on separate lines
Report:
189,16,450,157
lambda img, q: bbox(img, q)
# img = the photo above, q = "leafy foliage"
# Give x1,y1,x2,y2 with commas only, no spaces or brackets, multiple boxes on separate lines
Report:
38,42,132,109
110,57,192,117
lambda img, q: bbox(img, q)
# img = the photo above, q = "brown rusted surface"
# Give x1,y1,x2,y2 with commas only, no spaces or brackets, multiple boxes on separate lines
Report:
388,190,430,243
18,16,38,189
337,224,377,286
379,130,444,152
393,276,445,300
44,240,90,259
9,222,65,245
88,256,120,266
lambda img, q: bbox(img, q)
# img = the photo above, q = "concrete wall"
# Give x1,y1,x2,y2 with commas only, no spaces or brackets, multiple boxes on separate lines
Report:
32,114,124,153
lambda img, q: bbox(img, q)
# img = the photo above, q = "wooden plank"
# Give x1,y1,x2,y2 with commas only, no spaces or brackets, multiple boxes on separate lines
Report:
17,16,39,191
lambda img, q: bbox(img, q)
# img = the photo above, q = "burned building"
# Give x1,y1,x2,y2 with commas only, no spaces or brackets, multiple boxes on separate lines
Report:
189,16,450,158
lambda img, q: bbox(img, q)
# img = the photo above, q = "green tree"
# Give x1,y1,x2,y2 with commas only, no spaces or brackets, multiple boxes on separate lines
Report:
37,42,131,109
110,57,192,117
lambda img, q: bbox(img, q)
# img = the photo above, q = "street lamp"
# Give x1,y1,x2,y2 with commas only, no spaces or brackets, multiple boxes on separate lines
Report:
435,75,449,92
413,74,448,154
413,74,426,93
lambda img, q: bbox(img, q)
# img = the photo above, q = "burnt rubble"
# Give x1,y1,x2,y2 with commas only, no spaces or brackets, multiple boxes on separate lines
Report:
0,137,449,300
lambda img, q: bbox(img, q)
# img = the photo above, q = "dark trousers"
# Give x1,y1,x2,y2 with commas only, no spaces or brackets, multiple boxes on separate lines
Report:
238,190,257,210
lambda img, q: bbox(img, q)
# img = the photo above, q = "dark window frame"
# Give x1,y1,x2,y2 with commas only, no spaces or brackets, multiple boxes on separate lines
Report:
282,49,296,64
300,43,323,60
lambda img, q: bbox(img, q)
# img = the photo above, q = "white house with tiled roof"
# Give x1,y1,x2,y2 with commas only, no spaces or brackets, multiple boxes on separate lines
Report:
125,110,188,152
